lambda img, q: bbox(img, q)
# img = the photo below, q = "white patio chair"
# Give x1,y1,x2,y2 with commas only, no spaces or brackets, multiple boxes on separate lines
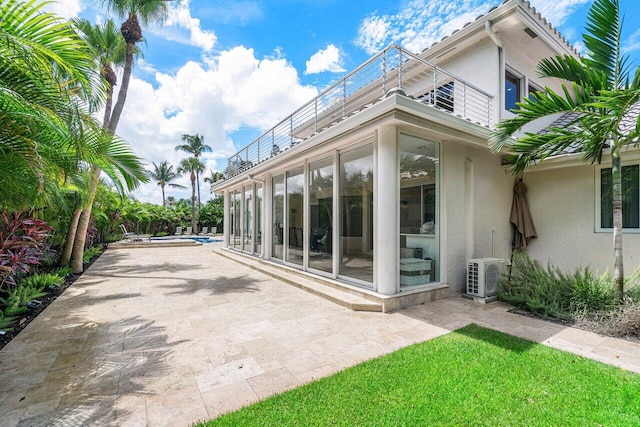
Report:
120,224,150,242
174,226,183,235
185,226,193,235
199,226,208,235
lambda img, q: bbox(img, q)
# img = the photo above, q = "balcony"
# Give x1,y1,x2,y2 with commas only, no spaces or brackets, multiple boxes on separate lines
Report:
224,44,493,179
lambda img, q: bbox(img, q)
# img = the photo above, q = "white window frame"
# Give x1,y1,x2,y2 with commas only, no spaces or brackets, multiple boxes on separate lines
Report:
504,67,523,113
595,162,640,233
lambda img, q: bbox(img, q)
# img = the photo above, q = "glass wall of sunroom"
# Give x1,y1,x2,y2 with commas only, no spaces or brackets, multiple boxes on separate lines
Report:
224,129,440,295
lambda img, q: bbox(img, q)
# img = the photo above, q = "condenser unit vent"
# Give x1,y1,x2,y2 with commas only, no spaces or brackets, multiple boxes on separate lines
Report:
467,258,506,297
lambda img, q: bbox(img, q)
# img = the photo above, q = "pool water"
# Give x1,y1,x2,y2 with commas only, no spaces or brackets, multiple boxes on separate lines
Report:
151,236,221,244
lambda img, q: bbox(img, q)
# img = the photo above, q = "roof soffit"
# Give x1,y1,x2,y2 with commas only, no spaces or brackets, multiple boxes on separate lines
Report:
422,0,578,64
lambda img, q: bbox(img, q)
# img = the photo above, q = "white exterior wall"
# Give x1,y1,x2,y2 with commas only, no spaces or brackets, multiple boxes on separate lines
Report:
438,39,501,124
524,166,640,275
442,142,513,293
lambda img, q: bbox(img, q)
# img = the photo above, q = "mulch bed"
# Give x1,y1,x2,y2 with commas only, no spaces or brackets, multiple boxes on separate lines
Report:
0,247,105,351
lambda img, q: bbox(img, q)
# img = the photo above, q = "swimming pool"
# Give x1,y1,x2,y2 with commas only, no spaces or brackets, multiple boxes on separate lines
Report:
151,236,222,244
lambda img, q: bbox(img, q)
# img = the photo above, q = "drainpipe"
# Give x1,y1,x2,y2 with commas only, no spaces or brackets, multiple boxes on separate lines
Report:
485,20,504,122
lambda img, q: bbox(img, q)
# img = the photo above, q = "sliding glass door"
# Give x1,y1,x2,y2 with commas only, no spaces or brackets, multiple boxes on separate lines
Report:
308,157,333,273
339,144,374,285
286,167,304,266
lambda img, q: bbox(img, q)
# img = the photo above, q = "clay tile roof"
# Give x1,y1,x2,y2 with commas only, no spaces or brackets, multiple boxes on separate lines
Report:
424,0,578,57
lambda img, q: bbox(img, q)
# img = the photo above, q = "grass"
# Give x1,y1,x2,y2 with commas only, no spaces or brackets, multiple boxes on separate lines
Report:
198,325,640,426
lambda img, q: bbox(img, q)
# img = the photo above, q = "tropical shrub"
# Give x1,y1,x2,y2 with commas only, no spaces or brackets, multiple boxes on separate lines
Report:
0,212,53,290
82,245,103,263
501,253,640,320
0,283,47,317
20,272,64,290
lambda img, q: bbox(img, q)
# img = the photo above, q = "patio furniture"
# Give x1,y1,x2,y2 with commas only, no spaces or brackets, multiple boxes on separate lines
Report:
211,227,217,235
119,224,150,242
174,226,183,235
185,226,193,235
199,226,208,235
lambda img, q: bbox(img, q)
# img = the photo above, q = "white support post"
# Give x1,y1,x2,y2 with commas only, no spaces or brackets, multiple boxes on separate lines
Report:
375,125,399,295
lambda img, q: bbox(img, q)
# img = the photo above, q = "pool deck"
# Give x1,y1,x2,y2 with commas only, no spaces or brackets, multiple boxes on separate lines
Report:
0,243,638,426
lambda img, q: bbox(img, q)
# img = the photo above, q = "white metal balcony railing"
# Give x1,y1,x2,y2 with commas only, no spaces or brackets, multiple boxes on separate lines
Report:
224,44,494,179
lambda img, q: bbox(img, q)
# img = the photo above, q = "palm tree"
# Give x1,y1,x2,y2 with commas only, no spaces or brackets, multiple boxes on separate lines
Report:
70,0,161,272
0,0,98,209
102,0,170,134
490,0,640,297
178,157,206,232
175,134,212,205
149,161,187,205
203,170,225,186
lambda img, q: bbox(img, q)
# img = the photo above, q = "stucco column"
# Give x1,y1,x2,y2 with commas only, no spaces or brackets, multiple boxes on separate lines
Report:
375,125,398,295
223,190,230,247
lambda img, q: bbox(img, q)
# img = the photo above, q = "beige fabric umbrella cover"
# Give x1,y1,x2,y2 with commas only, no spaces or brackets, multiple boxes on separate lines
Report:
510,179,537,251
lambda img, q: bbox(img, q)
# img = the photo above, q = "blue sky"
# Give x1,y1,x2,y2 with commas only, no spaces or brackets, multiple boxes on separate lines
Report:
43,0,640,203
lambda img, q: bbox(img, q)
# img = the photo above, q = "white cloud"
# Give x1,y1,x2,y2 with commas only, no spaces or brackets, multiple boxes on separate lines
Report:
528,0,590,27
355,0,591,55
305,44,347,75
623,28,640,54
41,0,84,19
114,47,317,203
161,0,217,52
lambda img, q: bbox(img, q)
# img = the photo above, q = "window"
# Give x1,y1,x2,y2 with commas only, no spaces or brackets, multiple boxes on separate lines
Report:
528,83,542,101
309,157,333,274
505,70,521,111
272,175,284,259
600,165,640,229
339,144,374,284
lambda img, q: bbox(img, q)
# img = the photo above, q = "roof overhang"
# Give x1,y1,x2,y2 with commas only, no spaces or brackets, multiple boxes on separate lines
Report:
212,94,493,192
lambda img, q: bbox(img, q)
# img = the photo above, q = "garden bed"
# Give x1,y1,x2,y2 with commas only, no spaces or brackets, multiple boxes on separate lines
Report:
0,246,105,351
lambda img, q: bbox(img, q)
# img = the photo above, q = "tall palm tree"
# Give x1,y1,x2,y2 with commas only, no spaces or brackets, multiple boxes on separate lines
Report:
490,0,640,297
64,17,128,267
73,17,140,130
149,161,186,205
178,157,205,232
175,134,212,205
102,0,170,134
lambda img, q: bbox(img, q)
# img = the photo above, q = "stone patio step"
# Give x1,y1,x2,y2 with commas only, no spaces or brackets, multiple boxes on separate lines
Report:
214,248,451,312
215,248,382,312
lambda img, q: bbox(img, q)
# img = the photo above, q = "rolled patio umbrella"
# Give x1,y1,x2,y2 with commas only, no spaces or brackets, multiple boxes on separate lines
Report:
510,179,537,252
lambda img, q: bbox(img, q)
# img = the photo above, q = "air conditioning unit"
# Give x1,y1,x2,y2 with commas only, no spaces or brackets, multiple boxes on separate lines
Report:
467,258,506,297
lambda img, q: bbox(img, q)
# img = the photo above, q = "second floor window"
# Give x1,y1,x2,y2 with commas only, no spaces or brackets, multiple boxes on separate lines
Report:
505,70,521,111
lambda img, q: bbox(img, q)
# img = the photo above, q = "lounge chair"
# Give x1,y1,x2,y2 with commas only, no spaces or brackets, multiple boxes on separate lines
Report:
210,227,217,235
199,226,208,235
120,224,150,242
185,226,193,235
174,226,183,235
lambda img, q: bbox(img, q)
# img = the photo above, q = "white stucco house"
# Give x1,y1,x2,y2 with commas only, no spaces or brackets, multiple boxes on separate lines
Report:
212,0,640,311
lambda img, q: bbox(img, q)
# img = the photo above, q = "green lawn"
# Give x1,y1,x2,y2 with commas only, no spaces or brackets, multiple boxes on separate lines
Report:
198,324,640,426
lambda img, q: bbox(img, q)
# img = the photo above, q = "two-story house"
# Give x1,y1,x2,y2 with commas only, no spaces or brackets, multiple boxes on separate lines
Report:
212,0,640,311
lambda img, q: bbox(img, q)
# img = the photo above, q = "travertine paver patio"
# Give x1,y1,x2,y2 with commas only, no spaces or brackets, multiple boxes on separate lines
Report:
0,243,638,426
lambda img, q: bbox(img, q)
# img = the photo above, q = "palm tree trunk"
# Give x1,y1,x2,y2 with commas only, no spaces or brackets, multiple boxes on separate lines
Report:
69,166,101,273
107,40,135,134
103,81,113,131
196,170,201,206
191,173,197,232
161,183,166,206
611,143,624,299
60,204,82,266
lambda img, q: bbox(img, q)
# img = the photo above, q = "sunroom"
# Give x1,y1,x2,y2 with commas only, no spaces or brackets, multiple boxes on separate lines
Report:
213,44,513,309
